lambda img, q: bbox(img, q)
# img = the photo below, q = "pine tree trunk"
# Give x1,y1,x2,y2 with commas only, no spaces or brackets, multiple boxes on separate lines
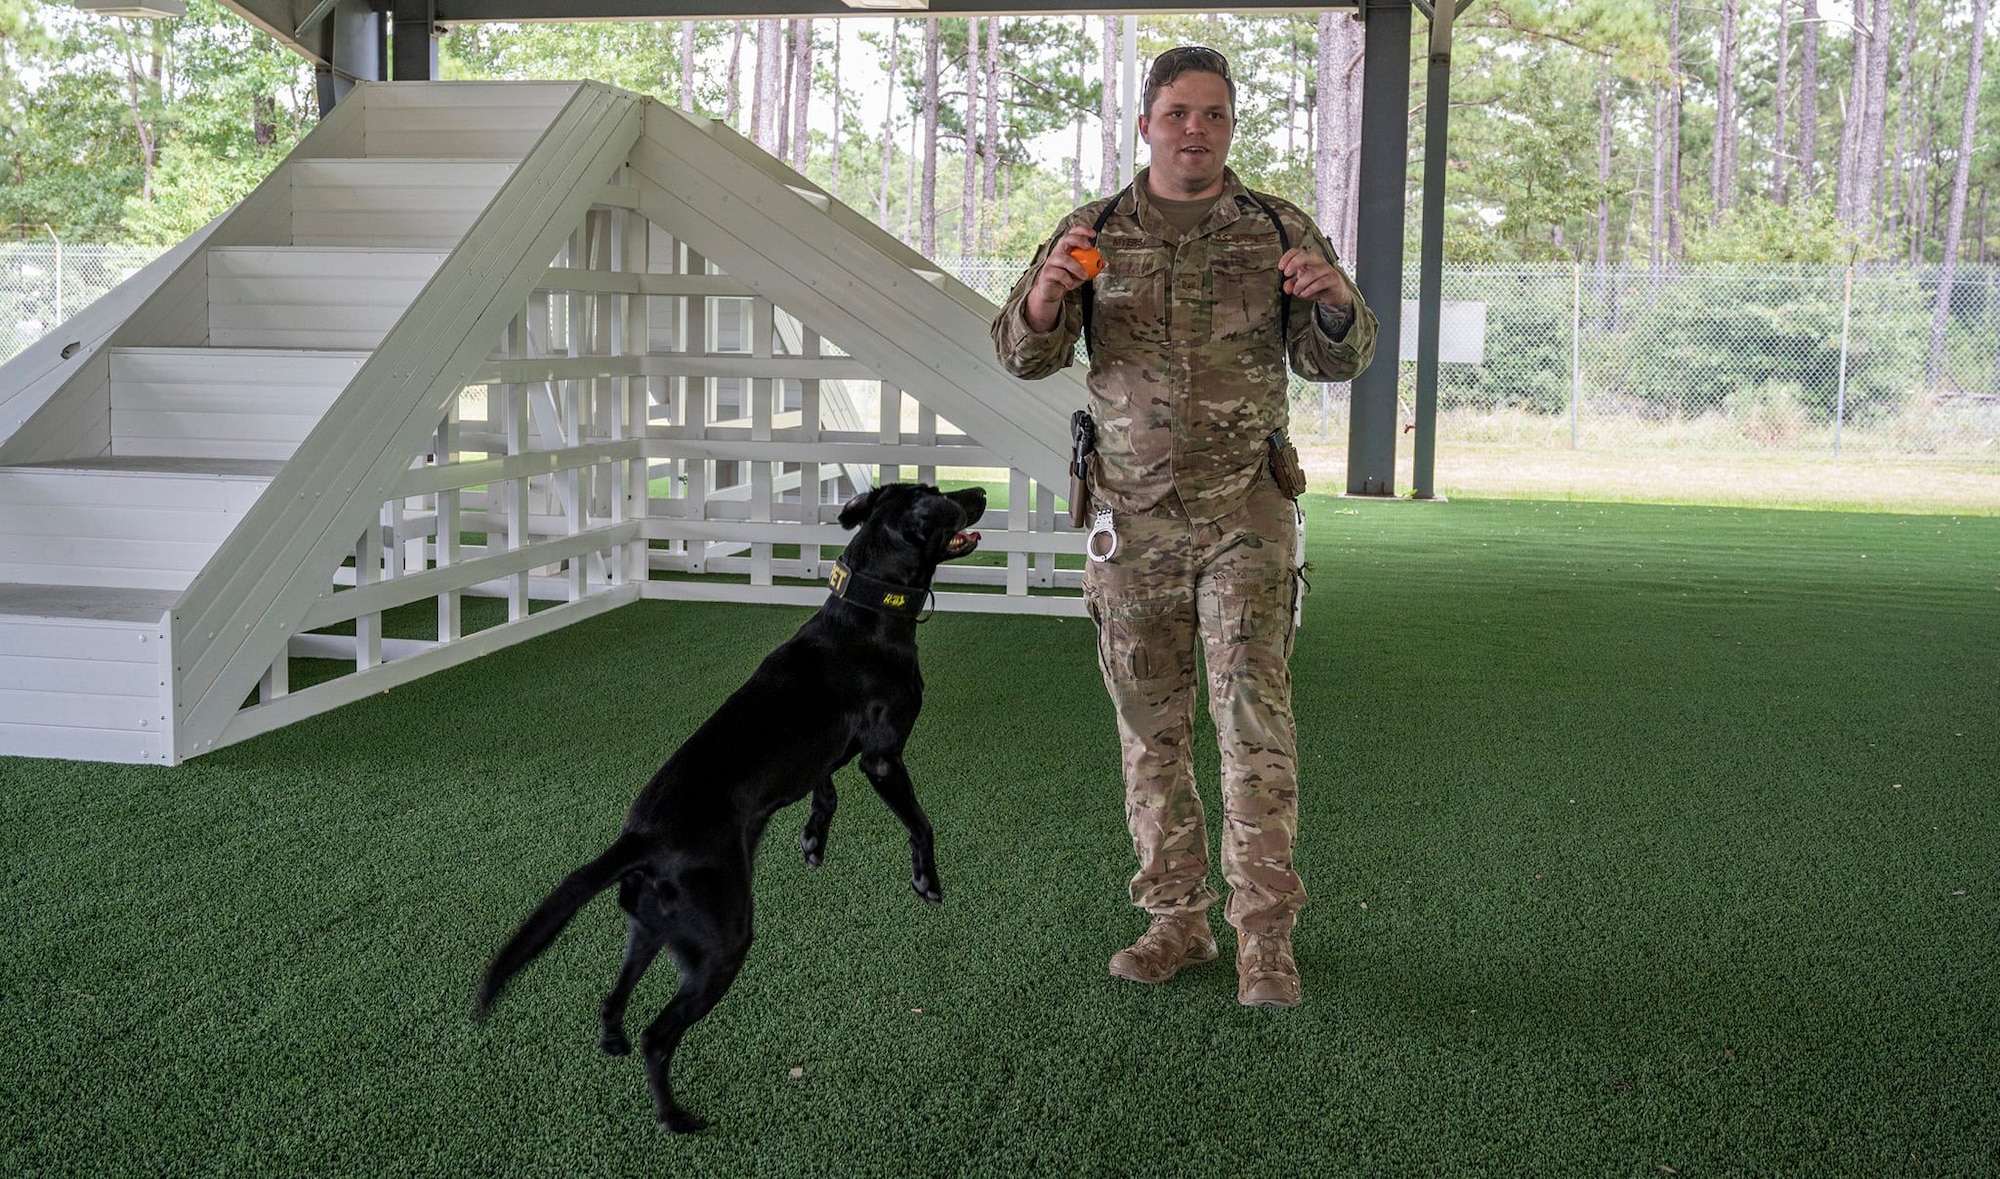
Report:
1711,0,1740,220
727,22,744,133
922,18,940,256
961,18,980,255
776,21,792,160
830,31,843,199
1099,16,1118,196
1314,11,1364,262
1597,62,1613,268
680,23,697,112
1927,0,1989,386
1651,87,1668,273
1889,0,1915,241
905,110,918,243
1800,0,1820,199
1667,0,1685,257
792,19,813,172
879,19,900,227
983,17,1001,208
1286,21,1299,158
1862,0,1894,234
1836,0,1868,226
1775,0,1791,203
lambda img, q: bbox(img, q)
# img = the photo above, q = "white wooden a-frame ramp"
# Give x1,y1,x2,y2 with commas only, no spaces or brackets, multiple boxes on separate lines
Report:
0,81,1084,765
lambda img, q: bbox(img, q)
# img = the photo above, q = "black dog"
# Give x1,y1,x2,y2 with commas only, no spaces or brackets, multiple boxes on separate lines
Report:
477,482,985,1134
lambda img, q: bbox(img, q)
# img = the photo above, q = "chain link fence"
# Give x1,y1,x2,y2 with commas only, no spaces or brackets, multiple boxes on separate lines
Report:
6,248,1995,463
946,256,2000,462
1,243,165,362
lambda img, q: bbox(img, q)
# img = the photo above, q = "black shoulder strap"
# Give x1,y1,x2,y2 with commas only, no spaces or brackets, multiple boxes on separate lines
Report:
1079,187,1130,361
1080,186,1294,361
1245,191,1294,349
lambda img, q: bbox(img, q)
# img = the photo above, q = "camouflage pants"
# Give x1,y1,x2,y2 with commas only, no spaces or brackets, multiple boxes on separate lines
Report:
1083,474,1304,937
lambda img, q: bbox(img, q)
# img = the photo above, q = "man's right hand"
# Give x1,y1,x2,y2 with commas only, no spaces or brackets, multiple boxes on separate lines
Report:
1023,226,1099,334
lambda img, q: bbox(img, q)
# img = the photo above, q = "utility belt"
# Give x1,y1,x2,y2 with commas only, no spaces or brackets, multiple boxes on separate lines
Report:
1069,415,1305,537
1072,413,1304,527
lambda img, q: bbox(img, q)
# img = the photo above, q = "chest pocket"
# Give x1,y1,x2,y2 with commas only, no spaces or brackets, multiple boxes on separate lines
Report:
1207,235,1284,343
1093,245,1173,347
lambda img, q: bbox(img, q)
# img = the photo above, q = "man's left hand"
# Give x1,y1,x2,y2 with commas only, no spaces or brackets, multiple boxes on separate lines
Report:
1278,248,1353,310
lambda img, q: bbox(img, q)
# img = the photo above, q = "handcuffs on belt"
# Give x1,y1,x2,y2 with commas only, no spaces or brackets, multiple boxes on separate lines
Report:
1086,507,1118,563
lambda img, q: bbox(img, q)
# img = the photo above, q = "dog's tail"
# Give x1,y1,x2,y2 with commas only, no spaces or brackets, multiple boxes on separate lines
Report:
476,831,650,1017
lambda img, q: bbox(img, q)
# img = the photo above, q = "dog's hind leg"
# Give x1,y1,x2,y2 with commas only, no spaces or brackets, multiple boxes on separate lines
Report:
640,876,752,1134
858,752,942,905
600,903,668,1057
800,776,838,867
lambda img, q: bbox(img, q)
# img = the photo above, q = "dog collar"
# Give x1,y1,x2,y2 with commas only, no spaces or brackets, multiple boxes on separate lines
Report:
827,559,930,620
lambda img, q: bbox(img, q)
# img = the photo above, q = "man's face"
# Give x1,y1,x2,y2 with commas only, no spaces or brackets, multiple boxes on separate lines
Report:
1138,70,1235,200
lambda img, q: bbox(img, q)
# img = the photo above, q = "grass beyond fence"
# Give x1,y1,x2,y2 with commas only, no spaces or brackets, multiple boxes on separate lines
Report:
3,496,1997,1176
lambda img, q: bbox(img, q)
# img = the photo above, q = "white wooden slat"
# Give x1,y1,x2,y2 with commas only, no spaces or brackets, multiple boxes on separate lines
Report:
108,348,366,460
0,468,271,587
0,721,162,763
0,616,161,659
0,504,258,543
0,469,271,511
0,652,158,696
0,376,111,466
208,248,446,350
291,159,517,249
361,82,575,159
0,684,161,729
637,579,1085,618
115,435,325,462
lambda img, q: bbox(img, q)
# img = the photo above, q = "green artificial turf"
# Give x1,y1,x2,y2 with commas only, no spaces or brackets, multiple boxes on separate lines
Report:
4,496,1996,1176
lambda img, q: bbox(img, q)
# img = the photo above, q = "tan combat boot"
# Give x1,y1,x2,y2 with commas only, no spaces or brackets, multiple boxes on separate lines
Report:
1108,913,1219,984
1236,932,1301,1008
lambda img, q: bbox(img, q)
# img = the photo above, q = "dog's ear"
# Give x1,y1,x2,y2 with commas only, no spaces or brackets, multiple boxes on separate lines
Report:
838,487,884,530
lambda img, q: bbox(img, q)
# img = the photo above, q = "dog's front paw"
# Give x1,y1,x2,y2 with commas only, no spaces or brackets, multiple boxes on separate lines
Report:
601,1027,631,1056
911,870,944,905
660,1107,709,1134
800,828,825,868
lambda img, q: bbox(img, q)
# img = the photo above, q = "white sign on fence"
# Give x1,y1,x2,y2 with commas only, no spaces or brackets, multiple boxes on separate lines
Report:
1398,299,1487,363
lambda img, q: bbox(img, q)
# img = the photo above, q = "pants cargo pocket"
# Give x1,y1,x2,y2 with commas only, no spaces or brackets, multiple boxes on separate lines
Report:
1093,595,1194,691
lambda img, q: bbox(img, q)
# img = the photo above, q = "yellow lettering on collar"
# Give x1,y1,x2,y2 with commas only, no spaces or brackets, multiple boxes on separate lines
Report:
882,593,906,608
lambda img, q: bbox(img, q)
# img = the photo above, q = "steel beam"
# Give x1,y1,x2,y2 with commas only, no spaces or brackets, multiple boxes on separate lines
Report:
1347,0,1411,497
393,0,438,82
1412,0,1454,499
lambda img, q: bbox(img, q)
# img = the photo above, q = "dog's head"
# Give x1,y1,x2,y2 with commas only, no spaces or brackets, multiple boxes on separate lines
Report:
836,483,986,588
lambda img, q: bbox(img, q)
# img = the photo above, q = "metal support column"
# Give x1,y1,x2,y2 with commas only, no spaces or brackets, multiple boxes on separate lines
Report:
1412,2,1456,500
1347,0,1412,497
392,0,437,82
313,0,385,114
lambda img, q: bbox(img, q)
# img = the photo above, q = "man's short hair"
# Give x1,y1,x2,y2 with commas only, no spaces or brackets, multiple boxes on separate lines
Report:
1142,45,1237,118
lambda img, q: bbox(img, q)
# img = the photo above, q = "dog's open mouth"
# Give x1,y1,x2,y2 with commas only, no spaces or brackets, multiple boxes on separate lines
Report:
945,531,981,560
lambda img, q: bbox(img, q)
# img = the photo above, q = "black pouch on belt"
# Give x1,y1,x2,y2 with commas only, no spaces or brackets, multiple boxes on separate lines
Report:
1069,410,1097,527
1267,428,1307,499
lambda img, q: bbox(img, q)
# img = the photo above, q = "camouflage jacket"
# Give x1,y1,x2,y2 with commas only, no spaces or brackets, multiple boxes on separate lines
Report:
991,167,1377,522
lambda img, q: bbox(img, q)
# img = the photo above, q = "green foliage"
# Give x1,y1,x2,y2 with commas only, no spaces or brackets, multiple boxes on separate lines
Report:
1682,196,1864,265
0,68,141,238
0,0,315,243
1605,270,1928,424
119,134,280,245
1437,269,1577,413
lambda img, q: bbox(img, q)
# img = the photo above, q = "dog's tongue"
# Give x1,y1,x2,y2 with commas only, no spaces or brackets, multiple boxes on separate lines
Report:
947,530,982,558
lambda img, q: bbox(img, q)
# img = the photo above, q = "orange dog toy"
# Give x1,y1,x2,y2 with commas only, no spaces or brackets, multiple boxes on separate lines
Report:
1069,246,1104,279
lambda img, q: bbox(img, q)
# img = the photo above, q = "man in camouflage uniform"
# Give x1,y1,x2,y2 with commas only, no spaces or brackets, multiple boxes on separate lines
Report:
991,47,1377,1007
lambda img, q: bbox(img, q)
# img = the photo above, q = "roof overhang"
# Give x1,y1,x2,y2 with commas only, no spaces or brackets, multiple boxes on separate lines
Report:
217,0,1372,71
